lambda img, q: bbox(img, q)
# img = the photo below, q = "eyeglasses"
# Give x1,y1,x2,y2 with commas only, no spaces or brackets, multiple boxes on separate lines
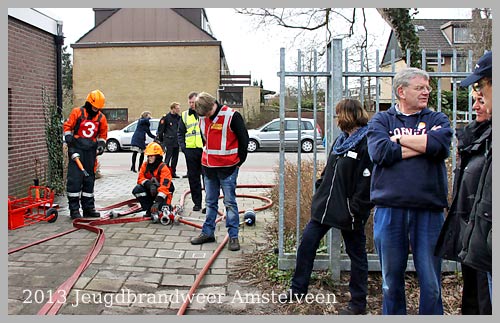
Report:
409,85,433,93
473,78,491,93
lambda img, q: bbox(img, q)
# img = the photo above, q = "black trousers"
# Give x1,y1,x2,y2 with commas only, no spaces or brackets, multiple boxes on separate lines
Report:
291,219,368,310
132,184,156,213
164,146,179,176
461,263,492,314
183,147,203,207
66,147,97,211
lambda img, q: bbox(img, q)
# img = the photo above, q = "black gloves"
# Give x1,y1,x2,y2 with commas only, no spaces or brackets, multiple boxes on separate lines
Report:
65,134,74,145
96,141,106,155
151,196,165,214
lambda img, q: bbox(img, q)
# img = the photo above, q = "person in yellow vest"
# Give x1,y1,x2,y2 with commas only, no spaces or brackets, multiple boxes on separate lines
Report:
190,92,249,251
177,92,204,211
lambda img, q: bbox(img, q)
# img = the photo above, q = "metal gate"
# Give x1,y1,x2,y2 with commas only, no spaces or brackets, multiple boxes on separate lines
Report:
277,38,474,279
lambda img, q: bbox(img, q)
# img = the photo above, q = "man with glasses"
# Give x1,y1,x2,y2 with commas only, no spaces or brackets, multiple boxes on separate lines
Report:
367,67,453,314
457,51,492,301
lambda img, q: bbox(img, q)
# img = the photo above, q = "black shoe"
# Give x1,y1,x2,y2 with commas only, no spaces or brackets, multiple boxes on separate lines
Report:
338,305,366,315
228,237,240,251
193,205,202,211
201,207,206,214
143,210,151,218
190,233,216,245
172,174,180,178
83,209,101,218
70,210,82,219
182,174,189,178
130,166,136,173
278,290,305,303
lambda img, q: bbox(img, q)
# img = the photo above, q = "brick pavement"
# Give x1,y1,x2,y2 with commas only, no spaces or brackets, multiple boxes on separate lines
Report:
8,159,278,315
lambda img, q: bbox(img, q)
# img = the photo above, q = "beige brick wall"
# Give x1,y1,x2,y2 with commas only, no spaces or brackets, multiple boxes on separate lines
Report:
73,45,220,123
241,86,261,122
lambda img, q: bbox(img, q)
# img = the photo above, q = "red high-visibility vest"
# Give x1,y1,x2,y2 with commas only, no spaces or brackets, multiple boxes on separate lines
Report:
199,106,240,167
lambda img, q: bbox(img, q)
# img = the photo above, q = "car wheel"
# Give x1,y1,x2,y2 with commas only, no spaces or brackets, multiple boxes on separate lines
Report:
106,139,120,152
247,139,258,152
301,139,314,153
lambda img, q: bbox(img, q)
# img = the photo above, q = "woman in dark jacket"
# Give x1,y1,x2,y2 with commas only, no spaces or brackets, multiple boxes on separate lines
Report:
435,91,492,314
130,111,155,172
281,99,374,315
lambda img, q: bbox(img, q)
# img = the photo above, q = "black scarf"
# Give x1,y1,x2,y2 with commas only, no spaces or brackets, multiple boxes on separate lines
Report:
84,101,98,119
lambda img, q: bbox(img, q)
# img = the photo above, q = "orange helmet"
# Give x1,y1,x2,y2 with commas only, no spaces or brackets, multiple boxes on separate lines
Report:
144,142,164,156
86,90,106,109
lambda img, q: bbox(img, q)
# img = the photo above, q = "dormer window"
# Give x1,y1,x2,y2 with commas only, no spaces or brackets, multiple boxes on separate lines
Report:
453,27,470,43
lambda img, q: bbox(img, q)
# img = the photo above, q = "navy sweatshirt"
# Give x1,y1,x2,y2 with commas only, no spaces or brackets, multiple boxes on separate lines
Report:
367,106,452,210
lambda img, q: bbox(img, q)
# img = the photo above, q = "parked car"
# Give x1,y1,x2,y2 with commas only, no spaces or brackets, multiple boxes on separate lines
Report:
106,118,160,152
247,118,323,153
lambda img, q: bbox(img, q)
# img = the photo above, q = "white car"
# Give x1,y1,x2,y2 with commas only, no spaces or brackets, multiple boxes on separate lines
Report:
106,119,160,152
247,118,323,153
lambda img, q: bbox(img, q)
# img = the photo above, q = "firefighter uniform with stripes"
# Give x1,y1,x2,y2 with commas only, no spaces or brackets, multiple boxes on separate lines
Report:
132,142,174,218
63,90,108,219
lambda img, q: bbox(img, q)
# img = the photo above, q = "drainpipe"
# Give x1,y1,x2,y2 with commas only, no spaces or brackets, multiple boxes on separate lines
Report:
55,20,63,118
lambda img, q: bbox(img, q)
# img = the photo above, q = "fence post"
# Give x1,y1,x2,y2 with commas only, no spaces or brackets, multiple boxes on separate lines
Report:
326,38,343,280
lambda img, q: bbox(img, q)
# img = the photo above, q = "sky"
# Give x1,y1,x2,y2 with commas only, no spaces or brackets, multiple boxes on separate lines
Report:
34,7,473,93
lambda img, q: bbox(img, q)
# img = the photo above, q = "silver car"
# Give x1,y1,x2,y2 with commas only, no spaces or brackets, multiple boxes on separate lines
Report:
106,118,160,152
247,118,323,153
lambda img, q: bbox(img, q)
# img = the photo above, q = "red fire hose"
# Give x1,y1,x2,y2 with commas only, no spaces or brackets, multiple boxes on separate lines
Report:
9,184,275,315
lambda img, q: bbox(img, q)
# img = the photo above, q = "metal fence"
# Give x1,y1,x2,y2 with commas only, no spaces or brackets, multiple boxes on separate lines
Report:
277,38,475,279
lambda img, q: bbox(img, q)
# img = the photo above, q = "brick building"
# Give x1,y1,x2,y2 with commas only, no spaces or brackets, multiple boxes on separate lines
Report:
72,8,231,129
8,8,63,195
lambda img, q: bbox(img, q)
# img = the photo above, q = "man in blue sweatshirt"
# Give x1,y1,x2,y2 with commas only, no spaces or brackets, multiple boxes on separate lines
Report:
367,68,452,315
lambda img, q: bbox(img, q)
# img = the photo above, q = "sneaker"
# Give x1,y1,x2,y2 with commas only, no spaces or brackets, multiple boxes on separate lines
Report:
201,207,207,214
193,205,202,211
228,237,240,251
191,233,216,245
83,209,101,218
70,210,82,219
338,305,366,315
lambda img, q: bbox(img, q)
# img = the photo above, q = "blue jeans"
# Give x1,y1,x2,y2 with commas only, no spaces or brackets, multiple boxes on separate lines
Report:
291,219,368,310
202,168,239,239
374,207,444,315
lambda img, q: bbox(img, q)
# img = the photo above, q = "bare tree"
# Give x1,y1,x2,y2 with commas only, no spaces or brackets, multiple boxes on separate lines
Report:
466,8,492,61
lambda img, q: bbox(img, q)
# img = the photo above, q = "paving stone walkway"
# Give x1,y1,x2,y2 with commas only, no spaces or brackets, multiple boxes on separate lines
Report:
8,155,278,315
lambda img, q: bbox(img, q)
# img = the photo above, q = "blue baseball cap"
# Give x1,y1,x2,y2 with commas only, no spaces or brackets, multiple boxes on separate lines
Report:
461,51,492,87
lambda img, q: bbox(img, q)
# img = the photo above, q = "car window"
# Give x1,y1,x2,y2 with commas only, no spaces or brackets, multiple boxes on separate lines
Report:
302,121,313,130
263,121,280,132
285,120,298,131
126,123,137,132
150,120,159,131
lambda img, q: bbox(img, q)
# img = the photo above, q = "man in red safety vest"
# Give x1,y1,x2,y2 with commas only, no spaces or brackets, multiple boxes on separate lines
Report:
190,92,249,251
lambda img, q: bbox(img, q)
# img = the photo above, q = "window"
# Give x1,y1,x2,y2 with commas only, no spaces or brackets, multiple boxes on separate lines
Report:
456,56,468,73
219,91,243,106
454,27,470,43
286,120,298,131
101,108,128,122
426,57,445,65
263,121,280,132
